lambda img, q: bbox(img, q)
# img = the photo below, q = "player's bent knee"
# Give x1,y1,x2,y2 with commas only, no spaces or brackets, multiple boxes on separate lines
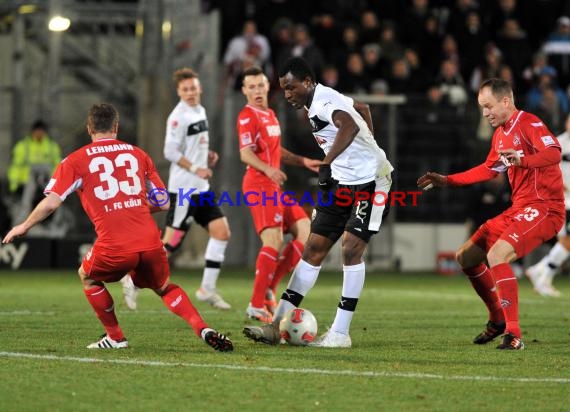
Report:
302,245,327,265
455,249,465,267
295,219,311,243
455,241,478,267
154,281,174,296
455,247,478,269
342,238,367,265
208,218,231,240
77,266,91,283
342,249,365,265
209,227,231,241
218,229,231,241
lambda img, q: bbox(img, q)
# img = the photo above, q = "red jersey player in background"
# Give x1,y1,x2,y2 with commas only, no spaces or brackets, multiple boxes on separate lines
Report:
237,66,322,322
2,103,233,352
418,78,565,350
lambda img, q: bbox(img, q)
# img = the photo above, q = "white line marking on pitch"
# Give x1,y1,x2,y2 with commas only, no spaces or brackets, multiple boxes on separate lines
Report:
1,351,568,384
0,310,56,316
0,309,221,316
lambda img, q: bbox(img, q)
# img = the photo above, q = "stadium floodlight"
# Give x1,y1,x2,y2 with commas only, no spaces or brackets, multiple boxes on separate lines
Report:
18,4,38,14
48,16,71,32
162,20,172,39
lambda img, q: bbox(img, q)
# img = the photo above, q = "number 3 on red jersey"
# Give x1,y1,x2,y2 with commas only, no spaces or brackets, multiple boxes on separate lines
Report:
89,153,142,200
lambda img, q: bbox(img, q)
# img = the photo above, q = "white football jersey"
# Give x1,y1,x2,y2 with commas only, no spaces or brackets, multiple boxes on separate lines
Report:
164,101,210,193
306,84,393,184
557,131,570,209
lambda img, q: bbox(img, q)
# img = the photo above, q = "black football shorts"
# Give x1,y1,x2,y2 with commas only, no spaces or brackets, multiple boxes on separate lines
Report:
311,173,392,243
165,191,225,231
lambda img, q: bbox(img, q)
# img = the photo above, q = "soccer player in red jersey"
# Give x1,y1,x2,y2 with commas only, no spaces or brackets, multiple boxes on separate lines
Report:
418,78,565,350
2,103,233,352
237,66,321,322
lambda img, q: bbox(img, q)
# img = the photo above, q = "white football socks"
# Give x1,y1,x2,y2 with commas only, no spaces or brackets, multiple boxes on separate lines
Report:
331,262,365,335
273,259,321,324
543,242,570,282
201,238,228,291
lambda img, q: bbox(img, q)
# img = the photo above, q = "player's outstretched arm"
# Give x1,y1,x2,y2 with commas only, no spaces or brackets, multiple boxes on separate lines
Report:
281,147,322,172
240,146,286,185
417,172,448,191
2,193,62,243
302,158,323,173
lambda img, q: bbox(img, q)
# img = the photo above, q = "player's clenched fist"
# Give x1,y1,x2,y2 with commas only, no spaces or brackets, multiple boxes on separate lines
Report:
417,172,448,191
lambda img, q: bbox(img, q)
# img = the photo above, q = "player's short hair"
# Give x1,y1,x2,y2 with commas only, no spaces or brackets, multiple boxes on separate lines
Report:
479,78,514,100
242,66,264,79
87,103,119,133
278,57,315,82
172,68,199,86
241,66,267,86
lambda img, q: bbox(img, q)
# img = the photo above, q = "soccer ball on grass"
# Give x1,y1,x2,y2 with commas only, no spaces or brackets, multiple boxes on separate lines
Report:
279,308,318,346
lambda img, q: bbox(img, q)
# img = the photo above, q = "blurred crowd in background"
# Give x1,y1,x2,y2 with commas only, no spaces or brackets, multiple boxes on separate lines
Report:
218,0,570,135
212,0,570,222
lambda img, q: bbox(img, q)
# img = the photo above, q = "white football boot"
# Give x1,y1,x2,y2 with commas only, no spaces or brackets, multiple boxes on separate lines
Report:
309,329,352,348
120,275,139,310
195,288,231,310
526,263,561,297
87,334,128,349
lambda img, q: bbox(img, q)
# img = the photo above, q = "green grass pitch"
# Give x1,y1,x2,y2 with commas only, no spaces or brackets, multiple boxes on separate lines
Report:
1,269,569,411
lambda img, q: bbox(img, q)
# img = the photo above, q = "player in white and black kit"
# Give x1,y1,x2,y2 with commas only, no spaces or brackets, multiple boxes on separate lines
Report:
526,113,570,297
244,57,393,347
121,68,231,311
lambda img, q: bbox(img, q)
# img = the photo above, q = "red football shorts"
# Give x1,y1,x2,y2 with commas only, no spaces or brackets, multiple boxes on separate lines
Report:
81,245,170,289
243,181,308,234
248,195,308,234
471,203,564,258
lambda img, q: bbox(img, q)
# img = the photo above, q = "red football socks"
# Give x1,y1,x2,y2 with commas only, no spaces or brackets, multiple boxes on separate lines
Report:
464,263,504,323
84,285,124,341
161,283,207,336
270,240,304,292
491,262,521,338
250,246,279,308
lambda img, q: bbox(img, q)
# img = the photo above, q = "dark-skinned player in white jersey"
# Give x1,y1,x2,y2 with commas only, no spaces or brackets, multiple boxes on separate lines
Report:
243,57,393,348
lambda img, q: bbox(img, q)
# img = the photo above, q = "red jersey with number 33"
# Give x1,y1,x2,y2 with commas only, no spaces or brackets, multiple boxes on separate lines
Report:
44,138,165,252
237,104,281,186
484,111,564,209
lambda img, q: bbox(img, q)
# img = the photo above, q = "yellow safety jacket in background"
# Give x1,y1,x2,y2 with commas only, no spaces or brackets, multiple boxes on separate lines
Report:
7,135,61,192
